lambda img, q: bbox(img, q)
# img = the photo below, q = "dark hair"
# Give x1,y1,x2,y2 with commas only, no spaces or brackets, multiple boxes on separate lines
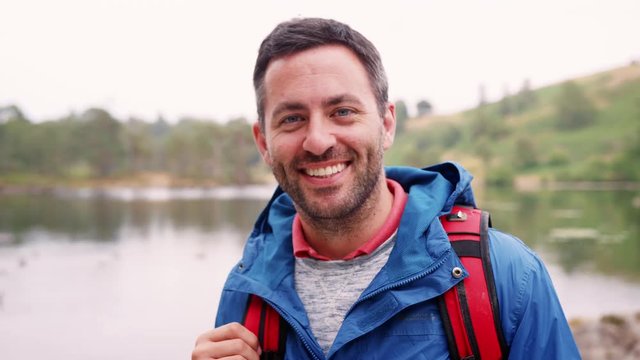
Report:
253,18,388,130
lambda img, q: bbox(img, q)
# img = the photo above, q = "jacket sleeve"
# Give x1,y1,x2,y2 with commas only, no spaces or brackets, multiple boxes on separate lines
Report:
488,229,581,359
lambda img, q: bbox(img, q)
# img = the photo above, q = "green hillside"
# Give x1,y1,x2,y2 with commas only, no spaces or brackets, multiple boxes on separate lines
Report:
386,63,640,187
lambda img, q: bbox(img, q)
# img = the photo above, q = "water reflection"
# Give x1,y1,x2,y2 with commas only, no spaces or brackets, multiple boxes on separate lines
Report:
2,187,639,282
484,188,640,281
0,187,273,245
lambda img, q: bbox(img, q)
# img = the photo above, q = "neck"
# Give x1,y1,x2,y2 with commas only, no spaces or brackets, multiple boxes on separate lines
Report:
297,175,394,260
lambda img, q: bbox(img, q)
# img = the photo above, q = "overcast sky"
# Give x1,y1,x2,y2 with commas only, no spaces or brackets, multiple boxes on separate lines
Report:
1,0,639,122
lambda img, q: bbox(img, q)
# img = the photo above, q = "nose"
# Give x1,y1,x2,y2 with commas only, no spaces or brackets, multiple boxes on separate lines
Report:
302,117,336,155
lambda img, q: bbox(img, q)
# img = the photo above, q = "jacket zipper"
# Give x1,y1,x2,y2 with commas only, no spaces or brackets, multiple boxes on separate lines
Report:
266,301,323,360
319,251,454,360
350,249,453,318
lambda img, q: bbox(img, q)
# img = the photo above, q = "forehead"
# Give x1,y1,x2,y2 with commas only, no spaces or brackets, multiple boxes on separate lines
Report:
266,44,365,75
262,45,374,113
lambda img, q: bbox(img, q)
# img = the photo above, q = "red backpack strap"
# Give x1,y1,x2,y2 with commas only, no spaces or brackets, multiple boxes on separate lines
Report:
438,206,509,360
243,295,287,360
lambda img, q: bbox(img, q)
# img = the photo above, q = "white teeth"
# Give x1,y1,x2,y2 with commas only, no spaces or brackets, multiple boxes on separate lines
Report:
305,163,346,177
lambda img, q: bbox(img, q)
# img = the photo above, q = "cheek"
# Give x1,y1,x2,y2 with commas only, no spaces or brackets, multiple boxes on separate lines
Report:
267,136,298,163
348,127,385,150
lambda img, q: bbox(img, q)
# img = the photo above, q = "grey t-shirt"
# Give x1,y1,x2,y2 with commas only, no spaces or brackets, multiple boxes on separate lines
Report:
294,234,396,355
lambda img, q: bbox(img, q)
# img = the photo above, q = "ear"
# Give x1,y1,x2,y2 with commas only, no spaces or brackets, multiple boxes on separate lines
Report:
252,121,272,165
382,102,396,150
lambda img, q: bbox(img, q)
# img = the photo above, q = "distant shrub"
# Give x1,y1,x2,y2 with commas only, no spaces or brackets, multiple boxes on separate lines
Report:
607,144,640,181
554,81,598,130
548,149,570,167
395,100,409,134
438,124,463,148
581,158,612,181
514,137,539,169
486,166,515,187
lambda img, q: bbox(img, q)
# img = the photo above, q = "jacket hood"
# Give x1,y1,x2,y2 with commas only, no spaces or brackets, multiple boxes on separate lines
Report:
388,161,476,212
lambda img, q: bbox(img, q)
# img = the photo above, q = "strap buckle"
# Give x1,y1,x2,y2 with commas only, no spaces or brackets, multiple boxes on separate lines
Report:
446,210,468,222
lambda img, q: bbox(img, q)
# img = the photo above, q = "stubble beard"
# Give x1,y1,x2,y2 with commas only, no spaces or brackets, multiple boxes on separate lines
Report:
270,141,385,228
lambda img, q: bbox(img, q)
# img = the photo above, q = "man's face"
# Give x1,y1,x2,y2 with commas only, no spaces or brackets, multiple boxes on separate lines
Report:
253,45,395,220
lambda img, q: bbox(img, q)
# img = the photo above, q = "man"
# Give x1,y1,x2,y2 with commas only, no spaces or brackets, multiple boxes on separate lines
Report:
192,18,580,359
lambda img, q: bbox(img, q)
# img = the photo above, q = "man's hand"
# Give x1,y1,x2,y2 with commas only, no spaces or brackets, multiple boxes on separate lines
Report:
192,322,262,360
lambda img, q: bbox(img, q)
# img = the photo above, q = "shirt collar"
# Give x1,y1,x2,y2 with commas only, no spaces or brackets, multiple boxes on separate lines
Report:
292,179,408,261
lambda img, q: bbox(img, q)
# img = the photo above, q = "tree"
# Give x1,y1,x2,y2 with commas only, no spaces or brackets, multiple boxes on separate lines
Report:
36,119,77,176
122,118,153,174
224,118,254,185
554,81,597,130
76,108,125,177
148,116,171,171
498,85,512,117
514,79,536,113
416,100,433,117
0,105,31,173
166,118,211,179
394,100,409,134
477,84,487,108
471,108,509,141
0,116,33,172
0,104,28,123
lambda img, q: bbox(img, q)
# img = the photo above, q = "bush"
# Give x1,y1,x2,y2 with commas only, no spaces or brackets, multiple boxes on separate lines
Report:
514,137,539,169
486,166,515,187
554,81,598,130
548,149,570,167
439,124,463,148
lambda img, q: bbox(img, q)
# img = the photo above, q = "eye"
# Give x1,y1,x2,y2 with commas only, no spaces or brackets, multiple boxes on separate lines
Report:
281,114,304,125
334,108,354,117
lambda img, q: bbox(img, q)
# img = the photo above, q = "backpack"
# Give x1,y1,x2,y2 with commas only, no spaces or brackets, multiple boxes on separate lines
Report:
242,206,509,360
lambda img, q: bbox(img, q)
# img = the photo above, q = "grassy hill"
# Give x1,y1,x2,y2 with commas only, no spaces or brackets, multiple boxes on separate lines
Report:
386,63,640,187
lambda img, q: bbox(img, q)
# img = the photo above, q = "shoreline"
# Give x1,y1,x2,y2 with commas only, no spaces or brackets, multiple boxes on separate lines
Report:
514,175,640,192
571,312,640,359
0,174,276,196
2,178,639,196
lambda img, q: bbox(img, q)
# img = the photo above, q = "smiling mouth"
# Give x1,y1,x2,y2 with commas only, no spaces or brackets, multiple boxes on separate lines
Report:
304,163,347,178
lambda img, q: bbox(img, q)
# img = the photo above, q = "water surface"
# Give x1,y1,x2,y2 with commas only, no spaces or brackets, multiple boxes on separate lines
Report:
0,186,638,359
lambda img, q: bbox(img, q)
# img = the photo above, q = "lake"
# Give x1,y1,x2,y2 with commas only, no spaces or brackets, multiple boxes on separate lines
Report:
0,185,638,359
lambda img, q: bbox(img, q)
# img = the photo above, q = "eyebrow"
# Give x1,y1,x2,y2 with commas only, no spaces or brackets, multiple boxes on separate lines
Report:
322,94,364,108
270,102,307,120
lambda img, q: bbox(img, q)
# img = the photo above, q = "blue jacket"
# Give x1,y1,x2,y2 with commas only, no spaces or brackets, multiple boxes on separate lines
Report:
215,163,581,359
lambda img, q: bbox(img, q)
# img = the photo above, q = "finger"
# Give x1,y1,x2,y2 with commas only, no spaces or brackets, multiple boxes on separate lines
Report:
194,338,260,360
201,323,261,353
